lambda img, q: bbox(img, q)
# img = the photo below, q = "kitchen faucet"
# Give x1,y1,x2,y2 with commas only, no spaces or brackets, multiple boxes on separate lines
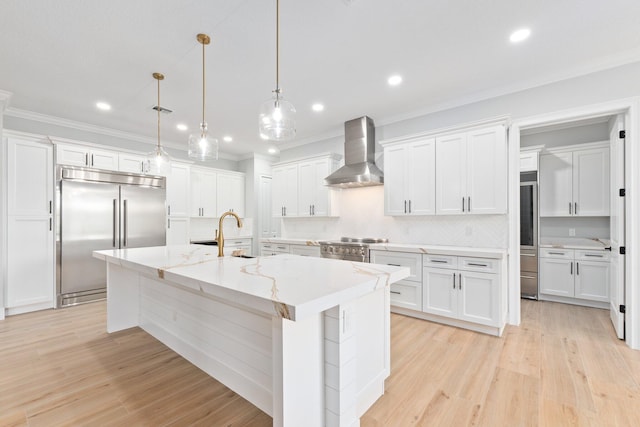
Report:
217,211,243,257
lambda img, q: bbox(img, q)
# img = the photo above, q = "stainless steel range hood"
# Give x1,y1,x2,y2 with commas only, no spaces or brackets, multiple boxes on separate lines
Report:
325,116,384,188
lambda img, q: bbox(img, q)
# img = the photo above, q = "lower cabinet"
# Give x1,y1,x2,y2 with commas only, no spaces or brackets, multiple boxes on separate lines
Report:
539,248,609,304
260,242,322,257
370,250,423,311
167,217,190,245
289,245,321,257
224,238,253,256
260,243,290,256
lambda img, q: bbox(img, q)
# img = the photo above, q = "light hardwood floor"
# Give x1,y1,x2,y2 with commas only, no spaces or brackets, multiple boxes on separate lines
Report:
1,300,639,426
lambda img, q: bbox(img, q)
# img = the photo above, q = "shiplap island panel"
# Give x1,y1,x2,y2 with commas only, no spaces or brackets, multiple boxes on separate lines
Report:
94,245,409,427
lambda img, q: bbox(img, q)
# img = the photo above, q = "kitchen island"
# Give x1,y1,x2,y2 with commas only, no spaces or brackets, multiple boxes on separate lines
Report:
93,245,409,427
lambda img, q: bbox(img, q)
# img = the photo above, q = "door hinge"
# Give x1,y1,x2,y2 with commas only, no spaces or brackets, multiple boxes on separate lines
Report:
619,188,626,197
619,130,626,139
620,246,626,255
620,304,626,314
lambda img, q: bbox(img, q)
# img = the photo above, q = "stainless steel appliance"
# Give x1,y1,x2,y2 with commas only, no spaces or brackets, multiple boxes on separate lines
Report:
56,166,166,307
324,116,385,188
320,237,389,262
520,171,538,299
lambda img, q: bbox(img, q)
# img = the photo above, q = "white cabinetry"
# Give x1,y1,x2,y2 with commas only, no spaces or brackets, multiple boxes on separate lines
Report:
520,151,539,172
539,145,609,217
56,143,118,170
272,154,341,218
423,255,500,327
190,168,217,218
217,172,245,217
383,138,436,216
290,245,321,257
224,237,253,256
261,243,291,256
260,242,322,257
166,163,190,244
118,153,148,174
370,251,423,311
435,125,507,215
6,137,55,314
539,248,609,304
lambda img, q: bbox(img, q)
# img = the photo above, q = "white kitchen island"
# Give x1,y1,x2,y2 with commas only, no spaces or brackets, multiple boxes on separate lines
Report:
93,245,409,427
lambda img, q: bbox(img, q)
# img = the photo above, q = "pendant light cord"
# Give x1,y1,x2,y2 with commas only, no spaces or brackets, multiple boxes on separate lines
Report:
157,77,161,150
202,39,206,127
276,0,280,93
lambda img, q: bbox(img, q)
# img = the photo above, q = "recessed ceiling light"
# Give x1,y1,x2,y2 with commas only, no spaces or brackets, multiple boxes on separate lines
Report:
223,136,233,143
387,75,403,86
176,123,188,131
268,147,278,154
311,103,324,112
96,101,111,111
510,28,531,43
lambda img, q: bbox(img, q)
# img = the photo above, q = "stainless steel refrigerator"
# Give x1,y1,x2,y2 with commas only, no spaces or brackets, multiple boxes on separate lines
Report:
56,166,166,307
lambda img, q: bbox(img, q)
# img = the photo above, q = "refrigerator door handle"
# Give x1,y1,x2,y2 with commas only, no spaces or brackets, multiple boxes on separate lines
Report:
113,199,117,247
123,199,128,247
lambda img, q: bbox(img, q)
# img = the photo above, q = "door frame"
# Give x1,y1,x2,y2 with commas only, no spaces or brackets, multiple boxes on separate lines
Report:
508,97,640,350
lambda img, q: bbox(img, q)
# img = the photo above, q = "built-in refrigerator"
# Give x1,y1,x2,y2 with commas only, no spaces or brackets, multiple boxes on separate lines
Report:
520,171,538,299
56,166,166,307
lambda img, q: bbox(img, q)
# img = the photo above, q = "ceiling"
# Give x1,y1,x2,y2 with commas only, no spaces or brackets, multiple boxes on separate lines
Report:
1,0,640,159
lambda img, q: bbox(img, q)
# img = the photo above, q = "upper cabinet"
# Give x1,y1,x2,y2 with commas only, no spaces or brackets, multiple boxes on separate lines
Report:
56,143,118,170
167,163,190,217
119,153,149,174
190,168,218,218
383,138,436,215
539,144,609,217
272,154,341,218
436,126,507,215
217,171,245,217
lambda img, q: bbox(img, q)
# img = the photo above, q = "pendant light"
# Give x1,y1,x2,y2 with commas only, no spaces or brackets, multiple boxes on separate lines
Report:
259,0,296,141
146,72,172,175
188,33,218,161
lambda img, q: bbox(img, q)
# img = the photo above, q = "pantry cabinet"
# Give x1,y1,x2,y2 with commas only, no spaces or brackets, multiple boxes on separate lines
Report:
435,125,507,215
539,144,609,217
383,138,436,216
166,163,190,244
56,143,118,170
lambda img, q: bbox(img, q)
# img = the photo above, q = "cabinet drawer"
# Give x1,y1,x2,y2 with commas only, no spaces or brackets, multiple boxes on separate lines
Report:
575,250,610,262
423,254,458,270
539,248,573,259
390,281,422,311
290,245,321,257
459,257,499,273
261,243,290,252
369,251,422,282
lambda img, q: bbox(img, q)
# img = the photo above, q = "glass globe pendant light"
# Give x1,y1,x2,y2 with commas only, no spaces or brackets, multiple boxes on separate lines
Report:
259,0,296,141
188,33,218,161
146,72,172,175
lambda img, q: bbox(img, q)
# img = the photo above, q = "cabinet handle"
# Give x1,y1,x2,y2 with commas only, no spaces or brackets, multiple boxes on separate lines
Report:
570,263,573,275
468,262,488,267
282,206,284,216
404,200,407,214
468,197,471,212
49,200,52,214
276,246,287,250
387,263,401,267
390,291,402,295
452,273,456,289
113,199,117,247
49,217,52,231
462,197,465,212
123,200,128,247
167,218,171,229
312,204,315,215
459,273,462,290
576,262,579,275
569,202,572,215
284,206,287,216
310,205,312,216
584,254,604,258
167,205,171,216
548,251,566,255
91,154,94,166
575,202,578,215
431,259,448,263
85,153,89,166
408,200,412,213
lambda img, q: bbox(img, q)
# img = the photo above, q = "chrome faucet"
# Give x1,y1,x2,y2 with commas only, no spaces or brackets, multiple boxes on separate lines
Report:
217,211,243,257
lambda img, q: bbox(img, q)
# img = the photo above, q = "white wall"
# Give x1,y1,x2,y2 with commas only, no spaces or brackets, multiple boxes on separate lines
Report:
540,217,610,239
521,122,609,149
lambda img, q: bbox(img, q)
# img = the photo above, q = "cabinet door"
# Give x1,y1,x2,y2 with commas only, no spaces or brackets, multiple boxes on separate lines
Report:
435,133,466,214
407,139,436,215
310,158,332,217
119,154,146,174
56,144,88,166
297,161,315,217
539,258,574,297
540,152,573,216
8,138,53,216
383,145,408,215
573,148,609,216
289,245,321,257
272,167,287,217
167,164,190,217
282,164,298,217
167,217,190,245
423,268,457,317
458,271,499,326
7,217,54,308
89,149,119,170
466,126,506,214
575,260,609,302
190,171,203,217
217,173,245,217
199,171,218,218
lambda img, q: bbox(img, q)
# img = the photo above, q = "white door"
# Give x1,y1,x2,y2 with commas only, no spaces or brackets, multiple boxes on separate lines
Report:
282,164,298,217
435,133,466,214
573,148,610,216
408,138,436,215
89,149,118,170
423,268,457,317
466,126,507,214
167,163,190,217
119,154,146,174
609,115,625,339
539,152,573,216
297,161,314,216
272,167,286,217
539,258,574,297
199,170,217,218
310,158,330,216
8,138,53,217
383,145,408,215
259,175,276,237
575,260,609,302
190,170,203,217
458,271,499,327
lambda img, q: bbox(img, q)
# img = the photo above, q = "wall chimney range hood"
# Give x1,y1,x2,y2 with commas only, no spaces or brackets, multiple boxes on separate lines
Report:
325,116,384,188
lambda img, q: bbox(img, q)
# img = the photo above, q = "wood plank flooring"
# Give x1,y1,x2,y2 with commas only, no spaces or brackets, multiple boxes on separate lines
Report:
1,300,638,426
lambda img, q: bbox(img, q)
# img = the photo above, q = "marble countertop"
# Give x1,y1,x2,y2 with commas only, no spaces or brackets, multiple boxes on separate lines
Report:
368,243,507,259
539,237,610,250
260,238,327,246
94,245,409,321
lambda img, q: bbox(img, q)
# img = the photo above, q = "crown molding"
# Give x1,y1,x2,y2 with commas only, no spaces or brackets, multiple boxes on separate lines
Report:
0,90,12,111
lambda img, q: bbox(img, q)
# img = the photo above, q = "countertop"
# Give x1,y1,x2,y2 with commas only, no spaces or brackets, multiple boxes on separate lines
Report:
368,243,507,258
260,238,325,246
539,237,610,250
93,245,409,321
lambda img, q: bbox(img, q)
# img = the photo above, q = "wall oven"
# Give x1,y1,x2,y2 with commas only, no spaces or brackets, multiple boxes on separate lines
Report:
520,171,538,299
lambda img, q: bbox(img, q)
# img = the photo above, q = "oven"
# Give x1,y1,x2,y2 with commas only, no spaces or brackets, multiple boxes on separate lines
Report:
320,237,388,263
520,171,538,299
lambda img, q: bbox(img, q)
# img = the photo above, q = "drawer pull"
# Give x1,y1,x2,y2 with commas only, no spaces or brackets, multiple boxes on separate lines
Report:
548,252,566,255
431,259,448,263
390,291,402,295
452,273,456,289
388,263,401,267
276,246,287,250
584,254,604,258
468,262,488,267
